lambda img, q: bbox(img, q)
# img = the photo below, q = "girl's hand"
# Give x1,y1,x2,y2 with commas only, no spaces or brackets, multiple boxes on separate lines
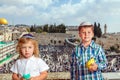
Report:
30,77,35,80
19,77,24,80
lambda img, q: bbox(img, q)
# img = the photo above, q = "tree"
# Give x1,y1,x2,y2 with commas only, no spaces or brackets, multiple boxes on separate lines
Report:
94,22,102,38
43,24,49,32
26,28,30,32
49,25,54,33
57,23,66,33
36,29,43,33
97,23,102,37
30,25,35,32
94,22,97,37
48,23,66,33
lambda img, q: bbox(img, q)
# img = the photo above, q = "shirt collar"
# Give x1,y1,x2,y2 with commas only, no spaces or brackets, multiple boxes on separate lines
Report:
79,40,95,48
29,55,35,61
89,40,95,48
22,55,35,61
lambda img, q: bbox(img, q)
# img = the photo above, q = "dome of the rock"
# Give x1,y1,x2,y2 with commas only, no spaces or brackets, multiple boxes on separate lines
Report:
0,18,8,25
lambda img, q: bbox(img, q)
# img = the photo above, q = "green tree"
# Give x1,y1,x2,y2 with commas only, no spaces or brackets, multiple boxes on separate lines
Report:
26,28,30,32
57,23,66,33
97,23,102,37
94,22,102,37
36,27,43,33
30,25,35,32
43,24,49,32
49,25,54,33
94,22,97,37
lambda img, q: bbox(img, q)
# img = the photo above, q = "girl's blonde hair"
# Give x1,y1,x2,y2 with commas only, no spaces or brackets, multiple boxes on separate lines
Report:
16,35,39,58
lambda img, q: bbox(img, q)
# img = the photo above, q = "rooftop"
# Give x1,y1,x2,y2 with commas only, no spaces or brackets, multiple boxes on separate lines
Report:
0,41,15,49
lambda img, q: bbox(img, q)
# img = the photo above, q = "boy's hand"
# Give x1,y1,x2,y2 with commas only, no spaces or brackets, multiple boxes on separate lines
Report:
88,63,98,72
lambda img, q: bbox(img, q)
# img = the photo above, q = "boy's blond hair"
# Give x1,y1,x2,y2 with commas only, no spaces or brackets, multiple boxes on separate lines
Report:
16,37,39,58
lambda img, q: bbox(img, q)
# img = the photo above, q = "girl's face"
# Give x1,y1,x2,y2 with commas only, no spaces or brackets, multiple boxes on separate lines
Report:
20,41,34,59
79,27,94,43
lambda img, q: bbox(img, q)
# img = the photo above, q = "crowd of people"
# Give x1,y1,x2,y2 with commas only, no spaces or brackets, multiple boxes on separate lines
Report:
102,54,120,72
0,45,120,73
40,45,72,72
0,59,16,73
40,45,120,73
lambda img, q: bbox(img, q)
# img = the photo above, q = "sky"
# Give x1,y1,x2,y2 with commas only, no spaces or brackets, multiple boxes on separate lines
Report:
0,0,120,33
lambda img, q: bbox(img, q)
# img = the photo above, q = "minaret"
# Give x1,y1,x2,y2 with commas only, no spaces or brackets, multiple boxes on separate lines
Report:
104,24,107,34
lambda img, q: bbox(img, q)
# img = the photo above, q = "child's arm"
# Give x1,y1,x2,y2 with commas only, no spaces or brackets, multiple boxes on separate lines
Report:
88,46,107,72
12,73,22,80
89,46,107,72
12,73,19,80
12,73,25,80
97,47,108,70
30,71,48,80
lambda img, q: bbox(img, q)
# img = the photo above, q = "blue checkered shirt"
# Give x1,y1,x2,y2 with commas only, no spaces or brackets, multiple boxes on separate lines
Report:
70,41,107,80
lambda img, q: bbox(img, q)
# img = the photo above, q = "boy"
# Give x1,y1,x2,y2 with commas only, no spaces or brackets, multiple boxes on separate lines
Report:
70,22,107,80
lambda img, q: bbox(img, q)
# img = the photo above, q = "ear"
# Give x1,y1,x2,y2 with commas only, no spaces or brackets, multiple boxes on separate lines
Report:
78,32,81,38
92,32,94,37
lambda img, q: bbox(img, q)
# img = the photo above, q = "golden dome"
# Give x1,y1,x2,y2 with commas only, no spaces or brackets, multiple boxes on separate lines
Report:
0,18,8,25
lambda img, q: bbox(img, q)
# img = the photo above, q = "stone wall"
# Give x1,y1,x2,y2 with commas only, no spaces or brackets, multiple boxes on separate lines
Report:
0,72,70,80
0,72,120,80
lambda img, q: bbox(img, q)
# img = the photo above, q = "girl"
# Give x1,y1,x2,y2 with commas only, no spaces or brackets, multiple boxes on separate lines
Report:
11,34,49,80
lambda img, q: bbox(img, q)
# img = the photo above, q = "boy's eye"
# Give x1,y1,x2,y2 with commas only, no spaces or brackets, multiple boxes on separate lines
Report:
81,32,85,34
29,46,32,48
88,32,91,33
21,47,26,49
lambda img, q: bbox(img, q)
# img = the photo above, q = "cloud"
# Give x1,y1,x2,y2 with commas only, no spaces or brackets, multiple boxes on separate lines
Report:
37,0,120,26
0,5,36,16
0,0,55,8
0,0,60,17
102,0,120,2
0,0,120,32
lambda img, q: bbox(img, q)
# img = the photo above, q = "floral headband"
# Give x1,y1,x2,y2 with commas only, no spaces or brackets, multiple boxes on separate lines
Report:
21,34,35,39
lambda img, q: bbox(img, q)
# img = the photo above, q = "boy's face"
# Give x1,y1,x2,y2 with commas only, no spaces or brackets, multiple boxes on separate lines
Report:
20,41,34,58
79,27,94,43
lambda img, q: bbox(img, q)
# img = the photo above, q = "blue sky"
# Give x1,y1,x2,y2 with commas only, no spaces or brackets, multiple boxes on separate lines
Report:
0,0,120,33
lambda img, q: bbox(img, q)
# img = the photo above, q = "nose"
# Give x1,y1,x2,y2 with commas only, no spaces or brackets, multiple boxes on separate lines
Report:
85,32,88,36
25,47,29,52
